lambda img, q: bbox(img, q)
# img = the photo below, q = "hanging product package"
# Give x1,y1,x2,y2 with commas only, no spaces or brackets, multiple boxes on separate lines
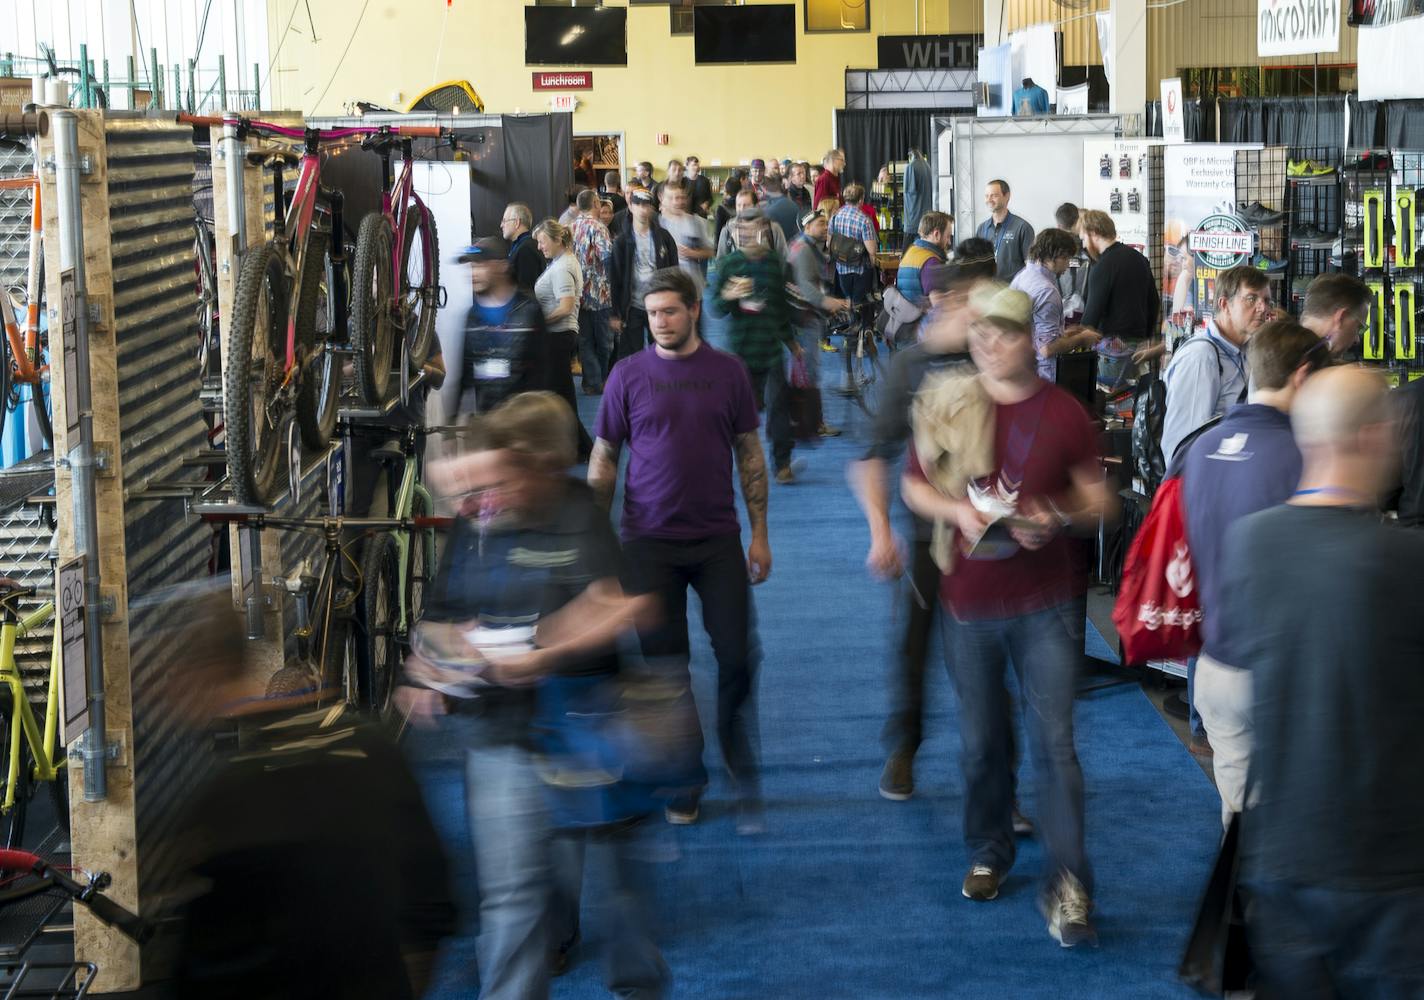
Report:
1364,188,1386,269
1366,280,1387,361
1396,187,1417,268
1396,281,1416,361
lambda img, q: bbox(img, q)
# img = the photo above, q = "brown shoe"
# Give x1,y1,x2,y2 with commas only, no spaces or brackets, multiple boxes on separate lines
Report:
962,864,1001,901
775,467,795,485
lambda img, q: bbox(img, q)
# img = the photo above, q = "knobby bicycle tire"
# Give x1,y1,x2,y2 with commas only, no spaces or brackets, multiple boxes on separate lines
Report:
294,229,340,452
360,531,401,721
31,377,52,453
1,705,33,852
224,244,288,506
0,321,12,450
408,489,434,633
194,218,219,383
401,206,439,372
351,214,398,406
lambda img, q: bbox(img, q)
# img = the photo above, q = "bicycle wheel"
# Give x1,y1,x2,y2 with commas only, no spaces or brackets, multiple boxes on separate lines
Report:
194,218,219,382
852,331,886,421
359,531,401,720
407,489,434,627
350,213,398,406
30,377,52,452
401,205,439,371
0,323,13,448
317,612,359,710
0,704,33,851
294,230,340,452
224,243,289,506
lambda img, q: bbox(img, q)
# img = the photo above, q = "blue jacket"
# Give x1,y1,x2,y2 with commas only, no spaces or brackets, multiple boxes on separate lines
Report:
1180,404,1301,666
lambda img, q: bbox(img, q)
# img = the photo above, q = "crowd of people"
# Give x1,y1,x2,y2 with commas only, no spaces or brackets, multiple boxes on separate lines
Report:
166,147,1424,1000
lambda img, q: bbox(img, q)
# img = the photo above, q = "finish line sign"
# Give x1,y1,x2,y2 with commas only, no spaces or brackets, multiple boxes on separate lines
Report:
1258,0,1341,57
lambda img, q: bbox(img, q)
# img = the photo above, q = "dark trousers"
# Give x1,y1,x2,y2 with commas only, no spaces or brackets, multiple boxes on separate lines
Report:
546,329,593,459
621,534,760,803
1245,879,1424,999
746,360,793,472
948,602,1090,892
882,536,940,755
577,306,613,392
615,308,650,367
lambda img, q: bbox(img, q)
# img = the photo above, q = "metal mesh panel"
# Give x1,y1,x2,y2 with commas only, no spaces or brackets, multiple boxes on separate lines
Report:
0,496,54,699
0,142,35,296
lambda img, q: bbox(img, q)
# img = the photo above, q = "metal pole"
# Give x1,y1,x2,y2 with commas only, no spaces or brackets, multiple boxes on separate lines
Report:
79,44,90,109
126,56,135,110
53,111,109,802
150,48,160,110
217,55,227,112
253,63,261,110
172,65,182,112
188,59,197,111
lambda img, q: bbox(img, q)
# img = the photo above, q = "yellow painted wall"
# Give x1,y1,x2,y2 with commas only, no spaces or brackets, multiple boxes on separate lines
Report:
266,0,981,168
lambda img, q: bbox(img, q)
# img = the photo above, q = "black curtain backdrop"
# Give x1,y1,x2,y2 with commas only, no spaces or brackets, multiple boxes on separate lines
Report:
1350,97,1382,147
1216,96,1346,149
1376,100,1424,148
1143,99,1212,142
834,108,954,191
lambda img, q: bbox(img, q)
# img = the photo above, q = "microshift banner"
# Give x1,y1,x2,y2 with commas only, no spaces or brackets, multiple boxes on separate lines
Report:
1257,0,1341,57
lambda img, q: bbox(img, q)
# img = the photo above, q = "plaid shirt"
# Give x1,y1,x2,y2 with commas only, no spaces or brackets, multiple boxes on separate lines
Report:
571,215,613,310
830,204,874,276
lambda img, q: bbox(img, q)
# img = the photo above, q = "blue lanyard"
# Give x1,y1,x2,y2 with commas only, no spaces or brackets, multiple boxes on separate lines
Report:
1206,325,1246,385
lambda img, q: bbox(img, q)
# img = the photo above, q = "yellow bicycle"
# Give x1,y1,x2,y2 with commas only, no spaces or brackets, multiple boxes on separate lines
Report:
0,577,67,850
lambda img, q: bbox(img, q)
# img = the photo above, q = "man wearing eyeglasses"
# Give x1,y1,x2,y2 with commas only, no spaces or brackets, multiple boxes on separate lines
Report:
1160,265,1274,465
1300,273,1371,360
500,202,545,293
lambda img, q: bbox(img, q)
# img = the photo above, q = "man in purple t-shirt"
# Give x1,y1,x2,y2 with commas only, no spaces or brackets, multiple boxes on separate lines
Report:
589,267,770,832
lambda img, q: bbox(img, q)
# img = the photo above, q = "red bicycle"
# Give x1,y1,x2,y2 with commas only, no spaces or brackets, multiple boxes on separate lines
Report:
179,116,441,505
349,127,442,405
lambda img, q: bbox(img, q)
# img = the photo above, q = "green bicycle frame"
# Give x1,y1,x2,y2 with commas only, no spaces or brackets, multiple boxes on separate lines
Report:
392,451,435,638
1,601,62,815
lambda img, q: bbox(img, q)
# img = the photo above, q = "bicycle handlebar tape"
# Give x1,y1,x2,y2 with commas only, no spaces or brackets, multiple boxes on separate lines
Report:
1364,188,1386,270
1366,281,1387,361
1396,282,1417,362
398,127,444,138
1397,189,1417,269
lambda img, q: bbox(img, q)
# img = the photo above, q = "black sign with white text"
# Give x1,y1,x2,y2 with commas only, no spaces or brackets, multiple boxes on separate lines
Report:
877,34,982,70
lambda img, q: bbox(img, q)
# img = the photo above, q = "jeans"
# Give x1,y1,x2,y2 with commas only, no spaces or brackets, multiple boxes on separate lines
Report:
550,829,670,999
747,359,793,471
882,536,940,755
947,602,1091,892
1186,655,1207,739
1244,879,1424,999
835,268,872,304
796,323,823,385
1193,652,1252,827
621,533,761,804
578,306,613,391
615,308,649,368
465,739,552,1000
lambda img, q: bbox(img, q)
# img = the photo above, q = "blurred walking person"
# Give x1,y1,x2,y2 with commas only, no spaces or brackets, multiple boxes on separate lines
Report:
532,219,594,461
571,189,616,394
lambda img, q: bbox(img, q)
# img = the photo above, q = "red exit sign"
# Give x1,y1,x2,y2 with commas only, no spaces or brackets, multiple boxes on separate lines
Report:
532,71,592,91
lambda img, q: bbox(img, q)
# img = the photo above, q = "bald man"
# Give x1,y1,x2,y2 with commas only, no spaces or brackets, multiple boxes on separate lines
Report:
1219,367,1424,998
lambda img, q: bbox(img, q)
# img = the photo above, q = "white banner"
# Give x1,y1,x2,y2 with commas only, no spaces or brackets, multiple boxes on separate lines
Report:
1257,0,1341,57
1161,78,1185,144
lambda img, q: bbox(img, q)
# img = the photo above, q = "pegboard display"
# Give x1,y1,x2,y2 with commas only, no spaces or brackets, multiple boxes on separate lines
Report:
1342,149,1424,382
1233,147,1289,299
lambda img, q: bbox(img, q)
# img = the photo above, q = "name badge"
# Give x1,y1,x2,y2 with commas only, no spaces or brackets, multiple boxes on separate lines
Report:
475,359,512,380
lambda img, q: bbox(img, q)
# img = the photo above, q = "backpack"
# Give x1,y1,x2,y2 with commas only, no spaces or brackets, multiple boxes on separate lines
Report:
1132,334,1247,491
829,229,869,267
1111,475,1203,664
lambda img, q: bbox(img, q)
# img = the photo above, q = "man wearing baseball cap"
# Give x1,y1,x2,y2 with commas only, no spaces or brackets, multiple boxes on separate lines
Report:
609,188,679,365
747,158,768,202
901,283,1109,948
455,237,551,415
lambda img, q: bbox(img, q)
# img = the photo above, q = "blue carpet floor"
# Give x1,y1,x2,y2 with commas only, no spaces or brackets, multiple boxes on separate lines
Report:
410,353,1222,999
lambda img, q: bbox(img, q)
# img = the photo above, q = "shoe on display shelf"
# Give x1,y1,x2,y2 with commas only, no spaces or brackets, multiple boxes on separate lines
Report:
1237,200,1286,226
1291,224,1333,244
1352,151,1392,172
1251,253,1288,274
1288,158,1336,178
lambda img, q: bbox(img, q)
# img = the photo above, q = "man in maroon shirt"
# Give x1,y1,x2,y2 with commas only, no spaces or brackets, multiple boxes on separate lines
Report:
902,284,1110,948
813,148,845,207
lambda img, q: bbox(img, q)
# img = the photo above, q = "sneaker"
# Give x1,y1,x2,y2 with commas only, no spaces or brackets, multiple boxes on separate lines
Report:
818,423,842,437
1042,872,1097,948
962,864,1002,902
571,358,583,376
665,801,701,825
775,467,796,485
879,751,914,801
1237,200,1285,226
735,799,766,836
1189,734,1214,758
1250,253,1288,274
1288,158,1335,177
820,340,837,353
1012,803,1035,837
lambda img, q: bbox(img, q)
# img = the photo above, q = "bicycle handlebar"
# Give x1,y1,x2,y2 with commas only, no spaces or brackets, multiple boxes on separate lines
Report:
0,112,44,138
199,512,451,531
177,113,445,144
0,849,151,944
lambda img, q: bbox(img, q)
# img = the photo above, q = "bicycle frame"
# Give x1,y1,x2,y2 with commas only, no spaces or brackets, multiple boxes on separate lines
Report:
377,138,432,333
387,435,435,639
0,602,60,816
0,176,46,387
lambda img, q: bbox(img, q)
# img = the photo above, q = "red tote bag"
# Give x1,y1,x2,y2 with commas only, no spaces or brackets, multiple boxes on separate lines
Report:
1112,476,1204,664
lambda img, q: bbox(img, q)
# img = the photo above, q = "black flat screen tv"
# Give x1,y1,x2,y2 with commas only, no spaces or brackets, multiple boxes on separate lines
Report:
525,7,628,66
694,5,797,64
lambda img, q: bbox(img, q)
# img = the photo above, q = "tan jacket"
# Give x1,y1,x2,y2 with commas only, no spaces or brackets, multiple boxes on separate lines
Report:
910,368,996,573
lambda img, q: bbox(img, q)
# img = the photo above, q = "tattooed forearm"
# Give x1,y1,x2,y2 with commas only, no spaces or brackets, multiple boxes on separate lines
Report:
734,431,768,536
587,437,621,512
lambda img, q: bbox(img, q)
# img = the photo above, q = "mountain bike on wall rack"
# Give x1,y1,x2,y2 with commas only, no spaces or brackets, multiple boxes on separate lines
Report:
176,115,443,506
0,575,67,852
349,127,444,406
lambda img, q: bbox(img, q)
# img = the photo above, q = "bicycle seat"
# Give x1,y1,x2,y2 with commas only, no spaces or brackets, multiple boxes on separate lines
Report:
369,444,408,468
245,145,302,168
0,578,35,603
